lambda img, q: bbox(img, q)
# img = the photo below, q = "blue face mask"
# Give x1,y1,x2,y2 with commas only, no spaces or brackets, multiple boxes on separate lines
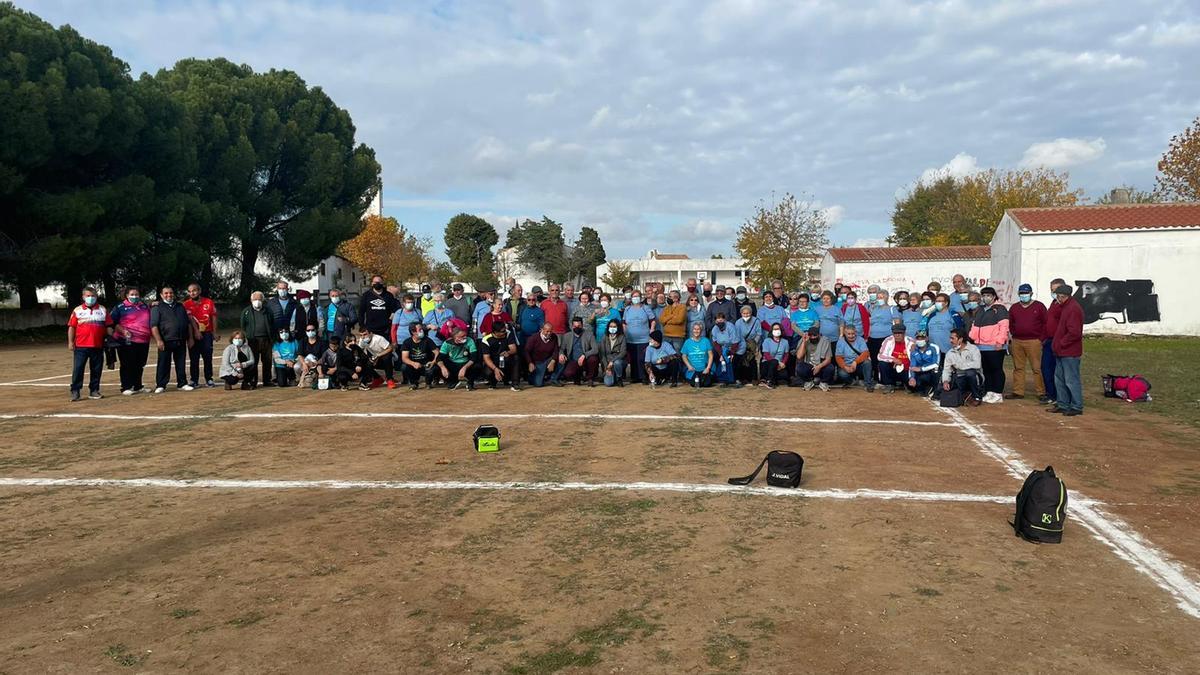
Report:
966,301,979,311
1019,294,1032,303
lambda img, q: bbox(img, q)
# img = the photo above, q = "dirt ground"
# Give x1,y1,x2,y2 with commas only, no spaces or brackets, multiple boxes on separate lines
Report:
1,344,1199,672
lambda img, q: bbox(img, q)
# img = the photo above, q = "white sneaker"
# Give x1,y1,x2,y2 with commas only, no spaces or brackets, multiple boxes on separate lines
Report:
818,382,830,392
121,389,134,396
803,381,816,391
180,384,195,391
153,387,166,394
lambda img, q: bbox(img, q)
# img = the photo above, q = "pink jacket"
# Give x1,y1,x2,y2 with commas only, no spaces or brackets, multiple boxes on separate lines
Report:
969,305,1010,350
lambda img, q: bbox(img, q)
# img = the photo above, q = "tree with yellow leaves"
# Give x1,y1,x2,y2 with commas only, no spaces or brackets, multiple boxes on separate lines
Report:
338,215,432,287
1155,116,1200,202
735,192,829,289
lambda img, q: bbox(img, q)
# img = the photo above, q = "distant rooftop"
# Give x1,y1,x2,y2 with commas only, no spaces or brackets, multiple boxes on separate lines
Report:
1006,202,1200,232
826,246,991,263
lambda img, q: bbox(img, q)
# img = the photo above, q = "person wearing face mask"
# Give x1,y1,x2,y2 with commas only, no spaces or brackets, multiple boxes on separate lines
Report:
109,286,151,395
681,321,714,387
709,312,741,387
271,329,300,387
949,274,970,314
839,290,869,341
360,275,401,339
902,292,929,338
219,330,257,390
759,322,788,388
241,290,276,386
391,294,424,345
592,293,621,341
704,286,736,331
558,316,599,386
320,288,357,342
266,281,299,339
400,322,440,389
733,304,761,385
622,291,657,384
757,291,787,332
876,323,915,394
294,289,319,338
438,326,481,390
317,335,354,390
1006,285,1047,401
866,289,896,381
685,295,706,335
834,325,874,391
791,324,832,390
1041,278,1066,403
814,291,842,344
424,292,459,348
642,329,680,388
732,285,757,318
1048,283,1084,416
907,330,941,398
925,292,962,371
149,286,195,394
701,281,714,306
960,291,982,335
353,326,396,390
658,290,687,352
184,283,219,389
418,283,437,316
296,323,326,387
480,322,519,390
968,286,1010,403
683,278,700,304
66,286,112,401
599,320,628,387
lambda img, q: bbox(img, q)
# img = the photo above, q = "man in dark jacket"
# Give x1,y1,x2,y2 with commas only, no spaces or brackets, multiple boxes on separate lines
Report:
557,315,599,385
241,291,276,386
444,283,472,324
359,274,400,340
704,285,736,331
733,285,757,318
266,281,301,339
320,288,358,341
1048,284,1084,417
150,286,195,393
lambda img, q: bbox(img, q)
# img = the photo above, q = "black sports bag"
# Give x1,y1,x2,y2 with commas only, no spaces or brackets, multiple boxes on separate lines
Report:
728,451,804,488
1012,465,1068,543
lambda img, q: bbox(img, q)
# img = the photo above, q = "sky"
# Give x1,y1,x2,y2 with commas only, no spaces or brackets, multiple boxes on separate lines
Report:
17,0,1200,260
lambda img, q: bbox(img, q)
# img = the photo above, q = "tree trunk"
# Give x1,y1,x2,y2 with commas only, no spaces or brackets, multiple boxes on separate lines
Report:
101,272,118,306
200,258,214,296
238,240,259,303
17,277,39,309
65,282,82,308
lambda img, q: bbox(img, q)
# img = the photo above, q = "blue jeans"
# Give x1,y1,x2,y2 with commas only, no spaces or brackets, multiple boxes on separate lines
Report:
71,347,103,394
528,358,555,387
604,357,626,386
1041,338,1057,399
1054,356,1083,412
835,361,875,387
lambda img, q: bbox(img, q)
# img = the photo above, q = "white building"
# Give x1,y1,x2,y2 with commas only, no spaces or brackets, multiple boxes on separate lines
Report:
494,246,585,294
594,250,754,292
821,246,992,294
290,184,381,299
990,202,1200,336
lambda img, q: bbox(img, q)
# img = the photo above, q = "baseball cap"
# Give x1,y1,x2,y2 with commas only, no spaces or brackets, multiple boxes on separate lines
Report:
452,283,463,291
1055,284,1073,297
1018,283,1033,293
892,323,906,333
421,283,432,292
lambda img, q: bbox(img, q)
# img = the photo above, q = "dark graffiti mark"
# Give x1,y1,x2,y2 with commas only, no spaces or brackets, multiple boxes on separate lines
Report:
1074,277,1160,325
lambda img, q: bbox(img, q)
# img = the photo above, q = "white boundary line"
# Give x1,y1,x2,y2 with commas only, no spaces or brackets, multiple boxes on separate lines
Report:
0,476,1024,504
0,382,123,387
0,374,72,384
0,412,958,426
938,405,1200,619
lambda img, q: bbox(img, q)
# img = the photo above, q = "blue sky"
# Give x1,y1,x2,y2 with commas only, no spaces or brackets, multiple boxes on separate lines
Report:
18,0,1200,259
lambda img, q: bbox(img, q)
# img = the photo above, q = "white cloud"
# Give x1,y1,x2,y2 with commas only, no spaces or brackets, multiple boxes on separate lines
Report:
1117,22,1200,47
588,105,611,128
1024,48,1145,70
821,205,846,226
919,153,980,185
1019,137,1107,169
850,237,888,248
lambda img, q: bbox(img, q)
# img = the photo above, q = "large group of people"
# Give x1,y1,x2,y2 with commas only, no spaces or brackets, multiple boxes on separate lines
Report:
64,272,1087,415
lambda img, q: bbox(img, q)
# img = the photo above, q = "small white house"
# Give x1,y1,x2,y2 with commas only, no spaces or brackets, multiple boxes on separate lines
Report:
595,250,755,292
991,202,1200,336
820,246,992,294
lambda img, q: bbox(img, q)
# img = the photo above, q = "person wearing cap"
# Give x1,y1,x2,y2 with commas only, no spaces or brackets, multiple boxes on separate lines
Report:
541,283,570,335
1049,283,1084,416
876,323,915,394
444,283,472,324
399,321,439,389
681,321,714,387
558,315,599,386
642,329,679,388
704,285,736,331
908,329,941,397
733,285,756,318
1041,278,1066,403
969,286,1010,403
391,294,424,345
834,324,874,391
419,283,437,316
792,324,833,391
1006,283,1046,400
942,328,983,405
481,321,520,390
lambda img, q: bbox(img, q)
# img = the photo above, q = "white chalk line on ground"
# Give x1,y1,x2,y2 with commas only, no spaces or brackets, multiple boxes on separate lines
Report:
0,411,959,426
0,475,1044,505
938,406,1200,620
0,374,72,384
0,382,123,387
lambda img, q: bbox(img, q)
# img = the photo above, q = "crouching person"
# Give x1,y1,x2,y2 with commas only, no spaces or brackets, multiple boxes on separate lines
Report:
481,323,519,390
792,325,834,391
400,322,439,390
354,327,395,390
220,331,257,389
318,335,355,390
272,329,299,387
758,323,788,388
942,328,983,406
877,323,914,394
907,330,941,397
439,327,480,390
644,330,679,388
834,325,875,392
681,321,713,388
558,316,599,386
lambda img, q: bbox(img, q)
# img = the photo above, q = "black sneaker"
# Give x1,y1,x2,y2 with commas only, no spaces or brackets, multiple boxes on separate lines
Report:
411,383,420,391
70,391,81,402
1063,409,1082,417
466,382,476,391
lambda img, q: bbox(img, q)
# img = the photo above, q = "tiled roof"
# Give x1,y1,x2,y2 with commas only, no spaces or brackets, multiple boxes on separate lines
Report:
827,246,991,263
1007,202,1200,232
652,253,690,260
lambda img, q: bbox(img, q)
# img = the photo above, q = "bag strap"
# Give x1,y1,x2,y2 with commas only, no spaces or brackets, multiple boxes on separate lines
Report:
728,453,771,486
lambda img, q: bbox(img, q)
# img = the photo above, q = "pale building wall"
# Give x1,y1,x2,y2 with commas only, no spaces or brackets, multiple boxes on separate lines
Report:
821,256,991,295
595,257,753,293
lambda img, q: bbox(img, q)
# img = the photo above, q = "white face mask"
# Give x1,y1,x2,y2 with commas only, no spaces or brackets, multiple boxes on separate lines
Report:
330,295,340,304
251,299,263,310
916,340,927,348
600,300,610,309
771,329,782,338
608,326,618,334
277,288,288,298
232,338,245,347
404,302,413,310
631,296,642,304
306,330,316,338
300,298,310,307
279,332,290,341
898,299,909,308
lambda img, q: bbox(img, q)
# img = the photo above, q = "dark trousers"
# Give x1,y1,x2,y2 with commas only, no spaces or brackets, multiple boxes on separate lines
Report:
686,370,712,387
626,342,648,382
867,336,885,378
360,356,395,383
189,332,214,385
952,369,984,401
647,359,679,384
911,370,939,395
980,350,1006,394
251,337,274,385
760,358,783,383
735,355,759,383
275,365,296,387
71,347,103,394
156,340,188,388
484,358,519,386
442,359,478,387
403,361,437,386
792,362,834,385
222,369,257,388
562,354,599,384
117,342,149,391
1041,338,1057,399
105,345,117,369
879,364,909,387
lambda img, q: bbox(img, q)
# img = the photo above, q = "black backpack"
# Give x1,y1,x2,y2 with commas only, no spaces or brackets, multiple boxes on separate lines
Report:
728,451,804,488
1012,466,1068,543
939,386,964,408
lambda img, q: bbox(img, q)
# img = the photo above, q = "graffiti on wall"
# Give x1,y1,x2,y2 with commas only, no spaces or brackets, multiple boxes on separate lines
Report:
1074,277,1160,325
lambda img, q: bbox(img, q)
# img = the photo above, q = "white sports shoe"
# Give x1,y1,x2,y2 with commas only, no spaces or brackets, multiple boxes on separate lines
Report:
121,389,134,396
153,387,166,394
180,384,195,391
818,382,830,392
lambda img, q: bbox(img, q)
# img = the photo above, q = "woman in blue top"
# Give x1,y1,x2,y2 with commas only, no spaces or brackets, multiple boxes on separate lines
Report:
867,289,897,379
685,295,705,332
622,291,657,384
839,290,866,337
423,294,457,347
272,329,300,387
924,292,961,368
592,293,621,341
759,322,789,388
814,291,842,342
681,322,714,388
391,295,423,345
757,291,787,329
789,293,819,334
709,312,741,387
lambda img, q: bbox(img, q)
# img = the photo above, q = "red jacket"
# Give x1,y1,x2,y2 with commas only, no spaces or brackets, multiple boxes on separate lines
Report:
1052,298,1084,358
1044,299,1062,341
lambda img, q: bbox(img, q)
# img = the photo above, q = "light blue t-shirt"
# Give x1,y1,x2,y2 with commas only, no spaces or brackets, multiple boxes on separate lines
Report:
682,337,712,371
926,309,958,353
835,334,868,364
623,304,656,344
868,304,897,339
422,308,455,346
901,308,926,338
789,307,819,333
840,302,865,334
644,341,677,366
757,304,787,328
391,308,423,344
814,304,841,340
